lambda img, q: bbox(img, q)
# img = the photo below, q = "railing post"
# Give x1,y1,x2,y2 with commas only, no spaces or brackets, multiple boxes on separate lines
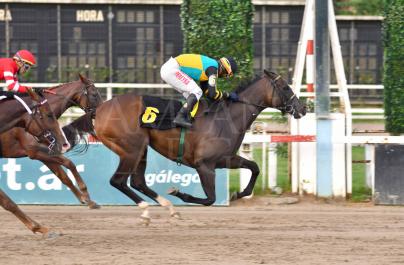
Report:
268,143,278,189
107,87,113,100
365,144,375,190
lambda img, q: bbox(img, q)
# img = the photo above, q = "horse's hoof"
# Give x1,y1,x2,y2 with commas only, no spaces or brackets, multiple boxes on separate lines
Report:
167,187,179,196
140,216,151,226
230,192,239,201
171,212,181,219
88,201,101,209
43,230,63,239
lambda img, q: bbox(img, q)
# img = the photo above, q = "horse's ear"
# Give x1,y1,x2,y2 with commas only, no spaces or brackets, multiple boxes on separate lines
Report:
263,69,277,79
78,73,88,84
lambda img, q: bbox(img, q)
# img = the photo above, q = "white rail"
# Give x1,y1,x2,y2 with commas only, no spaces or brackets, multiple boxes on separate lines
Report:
1,83,384,119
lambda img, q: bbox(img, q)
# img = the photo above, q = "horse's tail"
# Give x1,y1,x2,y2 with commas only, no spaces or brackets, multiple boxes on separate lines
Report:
62,110,96,153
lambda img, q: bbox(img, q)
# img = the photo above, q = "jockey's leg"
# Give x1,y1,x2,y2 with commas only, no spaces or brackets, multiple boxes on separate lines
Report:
160,57,202,128
216,155,260,200
169,162,216,206
173,94,198,128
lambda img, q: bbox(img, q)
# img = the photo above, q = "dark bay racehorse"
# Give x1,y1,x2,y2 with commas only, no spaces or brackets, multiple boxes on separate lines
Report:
0,75,103,237
0,88,69,150
72,70,306,224
0,89,70,236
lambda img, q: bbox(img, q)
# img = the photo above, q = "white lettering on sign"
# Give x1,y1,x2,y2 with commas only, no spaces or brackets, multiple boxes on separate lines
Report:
1,160,85,191
37,164,84,190
3,159,21,190
76,10,104,22
145,170,200,187
0,9,12,21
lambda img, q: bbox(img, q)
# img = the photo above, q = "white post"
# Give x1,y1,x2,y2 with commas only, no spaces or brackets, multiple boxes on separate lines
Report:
239,143,253,198
365,144,375,190
291,0,314,194
268,143,278,189
262,141,267,191
107,86,113,100
328,0,352,196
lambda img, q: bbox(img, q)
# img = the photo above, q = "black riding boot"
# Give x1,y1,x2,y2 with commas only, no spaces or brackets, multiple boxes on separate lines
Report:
173,94,198,128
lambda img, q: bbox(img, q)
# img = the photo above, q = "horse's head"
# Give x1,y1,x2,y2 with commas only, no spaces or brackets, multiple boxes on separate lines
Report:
78,73,103,113
264,70,306,119
25,89,70,154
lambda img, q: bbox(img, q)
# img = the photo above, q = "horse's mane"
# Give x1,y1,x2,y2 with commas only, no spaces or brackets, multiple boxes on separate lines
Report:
232,75,262,95
62,111,96,153
48,81,77,90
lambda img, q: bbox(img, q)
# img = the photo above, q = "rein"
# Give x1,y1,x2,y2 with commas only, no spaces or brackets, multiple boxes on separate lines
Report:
43,82,96,113
234,74,297,114
23,98,57,152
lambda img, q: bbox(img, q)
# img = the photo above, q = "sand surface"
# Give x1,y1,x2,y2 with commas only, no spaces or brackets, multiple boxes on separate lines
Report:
0,197,403,265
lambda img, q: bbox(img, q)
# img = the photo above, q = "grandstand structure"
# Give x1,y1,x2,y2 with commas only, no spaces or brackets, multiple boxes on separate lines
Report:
1,0,383,104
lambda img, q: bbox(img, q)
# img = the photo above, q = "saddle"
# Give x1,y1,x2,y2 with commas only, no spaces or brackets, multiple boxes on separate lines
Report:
140,96,183,130
140,95,226,130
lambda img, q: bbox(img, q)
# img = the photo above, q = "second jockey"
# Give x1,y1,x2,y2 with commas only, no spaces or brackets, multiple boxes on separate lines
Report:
0,50,36,98
160,54,238,128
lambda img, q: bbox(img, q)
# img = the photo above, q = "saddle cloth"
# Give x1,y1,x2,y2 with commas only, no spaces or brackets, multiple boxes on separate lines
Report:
140,95,183,130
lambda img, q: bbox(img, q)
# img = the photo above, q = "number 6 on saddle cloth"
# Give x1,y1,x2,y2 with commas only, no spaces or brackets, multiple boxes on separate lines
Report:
140,95,199,130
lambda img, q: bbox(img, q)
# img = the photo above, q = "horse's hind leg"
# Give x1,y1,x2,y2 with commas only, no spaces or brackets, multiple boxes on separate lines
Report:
217,155,260,200
110,156,152,224
129,148,180,219
0,188,56,237
169,162,217,206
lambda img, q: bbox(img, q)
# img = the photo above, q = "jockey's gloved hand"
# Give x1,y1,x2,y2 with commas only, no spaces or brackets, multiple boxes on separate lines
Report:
224,92,239,102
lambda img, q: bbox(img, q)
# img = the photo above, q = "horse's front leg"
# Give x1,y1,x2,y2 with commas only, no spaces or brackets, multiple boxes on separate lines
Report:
44,161,99,209
169,162,216,206
216,155,260,200
27,150,99,209
0,188,59,238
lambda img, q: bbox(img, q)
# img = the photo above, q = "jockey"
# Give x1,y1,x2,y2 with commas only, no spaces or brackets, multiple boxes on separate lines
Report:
160,53,238,128
0,50,36,98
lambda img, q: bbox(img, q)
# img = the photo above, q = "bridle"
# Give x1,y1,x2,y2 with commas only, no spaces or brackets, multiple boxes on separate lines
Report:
25,98,57,152
43,81,99,113
237,73,298,115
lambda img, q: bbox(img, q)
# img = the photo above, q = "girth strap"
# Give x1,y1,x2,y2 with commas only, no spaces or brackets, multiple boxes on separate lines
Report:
176,127,187,166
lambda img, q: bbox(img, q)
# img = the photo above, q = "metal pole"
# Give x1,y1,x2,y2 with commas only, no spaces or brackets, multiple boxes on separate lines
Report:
5,4,10,57
107,6,114,99
261,6,266,70
57,5,62,81
315,0,332,197
349,21,355,84
159,5,164,96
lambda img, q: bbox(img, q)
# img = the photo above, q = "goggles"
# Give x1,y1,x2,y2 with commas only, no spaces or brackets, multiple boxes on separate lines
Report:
22,62,33,71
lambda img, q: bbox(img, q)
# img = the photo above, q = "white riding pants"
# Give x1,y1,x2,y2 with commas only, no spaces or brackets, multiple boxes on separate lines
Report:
160,57,203,100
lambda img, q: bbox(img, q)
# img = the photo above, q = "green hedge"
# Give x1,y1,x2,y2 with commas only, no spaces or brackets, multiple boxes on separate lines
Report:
383,0,404,134
180,0,254,91
334,0,384,15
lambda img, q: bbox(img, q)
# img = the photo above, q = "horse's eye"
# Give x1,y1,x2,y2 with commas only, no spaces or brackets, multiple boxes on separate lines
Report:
47,114,54,119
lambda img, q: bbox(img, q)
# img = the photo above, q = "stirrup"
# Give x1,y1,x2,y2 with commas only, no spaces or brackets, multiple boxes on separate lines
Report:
173,116,192,128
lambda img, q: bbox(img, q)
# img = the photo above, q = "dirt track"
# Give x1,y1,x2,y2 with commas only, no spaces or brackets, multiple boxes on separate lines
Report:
0,197,404,265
